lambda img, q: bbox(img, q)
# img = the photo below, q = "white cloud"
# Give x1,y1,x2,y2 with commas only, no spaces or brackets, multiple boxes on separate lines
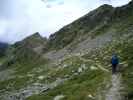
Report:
0,0,131,43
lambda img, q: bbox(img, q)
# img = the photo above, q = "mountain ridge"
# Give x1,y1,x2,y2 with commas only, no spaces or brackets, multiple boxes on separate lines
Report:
0,1,133,100
10,0,133,50
44,0,133,51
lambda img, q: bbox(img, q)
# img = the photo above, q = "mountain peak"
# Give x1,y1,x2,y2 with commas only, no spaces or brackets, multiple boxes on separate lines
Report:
99,4,113,9
13,32,47,52
31,32,41,37
25,32,42,40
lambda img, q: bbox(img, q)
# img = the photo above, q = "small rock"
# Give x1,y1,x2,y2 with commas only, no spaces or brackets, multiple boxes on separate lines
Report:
38,76,44,80
72,70,75,73
94,58,98,60
96,60,100,63
78,67,83,73
63,64,68,68
75,53,81,56
123,63,128,67
64,75,69,78
54,95,64,100
90,66,98,70
81,64,87,70
73,72,79,76
88,94,94,99
27,74,34,77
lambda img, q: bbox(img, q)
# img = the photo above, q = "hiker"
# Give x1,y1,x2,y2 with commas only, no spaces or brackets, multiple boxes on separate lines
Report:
111,54,119,74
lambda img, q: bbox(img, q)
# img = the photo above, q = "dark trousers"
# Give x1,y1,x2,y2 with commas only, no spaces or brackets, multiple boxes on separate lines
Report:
112,64,117,74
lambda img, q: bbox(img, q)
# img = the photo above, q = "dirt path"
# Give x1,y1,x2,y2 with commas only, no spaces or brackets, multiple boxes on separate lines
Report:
105,74,122,100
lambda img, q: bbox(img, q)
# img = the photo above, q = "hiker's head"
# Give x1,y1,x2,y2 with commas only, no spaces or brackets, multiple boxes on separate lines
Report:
112,50,117,55
112,53,117,58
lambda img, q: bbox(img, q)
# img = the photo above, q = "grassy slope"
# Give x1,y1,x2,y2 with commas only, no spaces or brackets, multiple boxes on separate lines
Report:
27,54,111,100
0,44,49,92
0,32,131,100
27,32,133,100
27,14,133,100
0,1,133,100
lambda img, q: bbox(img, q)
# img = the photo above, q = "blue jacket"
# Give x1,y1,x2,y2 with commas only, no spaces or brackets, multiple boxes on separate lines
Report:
111,55,119,65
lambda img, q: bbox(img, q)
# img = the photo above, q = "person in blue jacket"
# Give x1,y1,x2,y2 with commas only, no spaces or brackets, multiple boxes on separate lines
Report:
111,54,119,74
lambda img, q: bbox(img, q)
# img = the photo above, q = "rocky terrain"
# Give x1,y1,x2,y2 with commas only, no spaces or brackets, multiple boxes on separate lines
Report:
0,0,133,100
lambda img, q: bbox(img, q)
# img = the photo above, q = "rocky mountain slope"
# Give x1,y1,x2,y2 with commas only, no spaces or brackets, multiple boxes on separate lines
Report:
0,0,133,100
0,42,8,57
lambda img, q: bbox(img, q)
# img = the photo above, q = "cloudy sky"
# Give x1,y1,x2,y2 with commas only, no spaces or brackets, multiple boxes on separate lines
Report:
0,0,131,43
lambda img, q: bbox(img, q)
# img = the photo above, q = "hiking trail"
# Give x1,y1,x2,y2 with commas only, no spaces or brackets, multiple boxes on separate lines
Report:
105,74,123,100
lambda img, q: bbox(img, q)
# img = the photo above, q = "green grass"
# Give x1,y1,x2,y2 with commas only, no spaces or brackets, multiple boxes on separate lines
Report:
0,3,133,100
0,76,30,91
26,32,133,100
0,46,49,92
1,25,133,100
27,47,113,100
27,69,109,100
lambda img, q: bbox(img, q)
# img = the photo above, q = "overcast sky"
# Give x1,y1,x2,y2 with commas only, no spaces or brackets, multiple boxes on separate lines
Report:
0,0,131,43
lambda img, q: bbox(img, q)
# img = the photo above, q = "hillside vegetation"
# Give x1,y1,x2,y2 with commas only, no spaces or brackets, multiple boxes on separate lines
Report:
0,0,133,100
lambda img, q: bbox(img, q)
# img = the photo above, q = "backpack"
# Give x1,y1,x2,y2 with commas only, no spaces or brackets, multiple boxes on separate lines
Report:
111,56,119,65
